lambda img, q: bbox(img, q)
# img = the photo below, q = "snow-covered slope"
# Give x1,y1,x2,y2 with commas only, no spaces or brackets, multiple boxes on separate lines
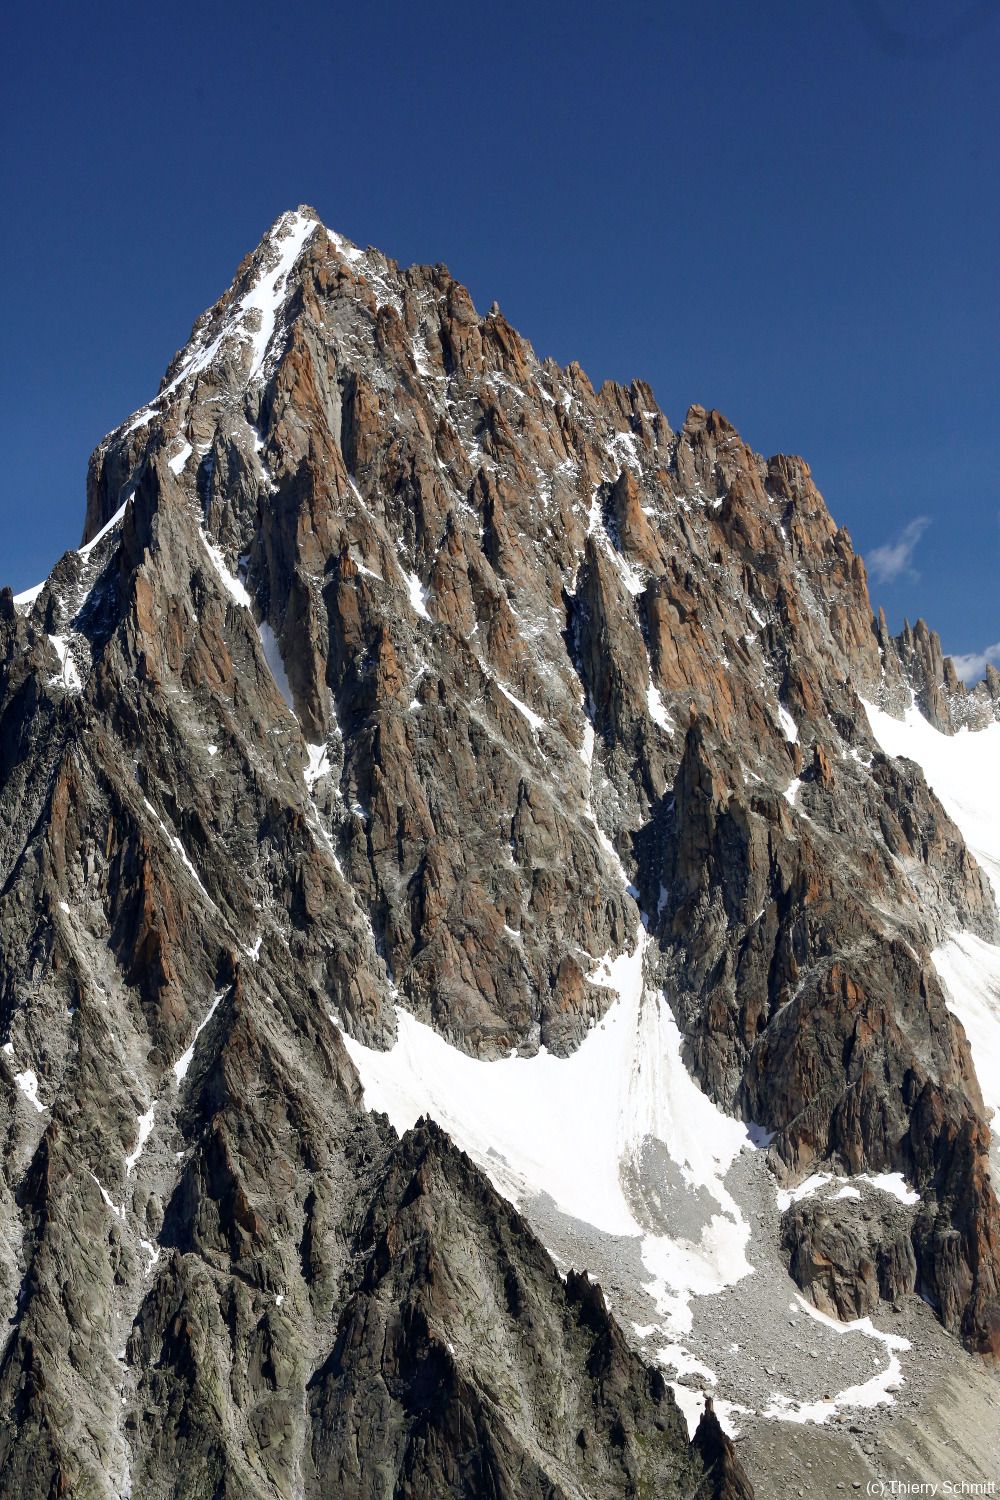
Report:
863,698,1000,902
342,918,756,1338
864,698,1000,1148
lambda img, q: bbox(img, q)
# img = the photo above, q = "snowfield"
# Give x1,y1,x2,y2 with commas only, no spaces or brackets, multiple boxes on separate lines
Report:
862,697,1000,902
863,697,1000,1143
340,689,1000,1434
341,921,756,1338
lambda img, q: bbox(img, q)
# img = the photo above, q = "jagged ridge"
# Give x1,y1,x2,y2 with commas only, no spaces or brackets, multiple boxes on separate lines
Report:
1,204,999,1495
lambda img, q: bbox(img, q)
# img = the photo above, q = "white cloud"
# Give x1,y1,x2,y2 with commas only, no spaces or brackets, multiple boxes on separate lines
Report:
950,642,1000,685
867,516,931,584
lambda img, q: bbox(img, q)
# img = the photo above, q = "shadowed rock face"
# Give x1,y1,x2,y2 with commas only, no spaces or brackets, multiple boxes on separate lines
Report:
308,1119,707,1500
0,205,997,1492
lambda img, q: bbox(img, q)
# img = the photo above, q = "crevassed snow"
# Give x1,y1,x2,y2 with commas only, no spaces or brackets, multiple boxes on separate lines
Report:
404,570,432,621
257,622,295,712
202,532,252,608
862,697,1000,901
761,1297,909,1425
342,921,756,1339
125,1105,156,1174
496,681,544,732
14,1069,45,1113
168,441,193,475
173,991,225,1084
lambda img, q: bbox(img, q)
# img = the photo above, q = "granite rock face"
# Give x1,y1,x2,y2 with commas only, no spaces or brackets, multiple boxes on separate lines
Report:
0,205,998,1493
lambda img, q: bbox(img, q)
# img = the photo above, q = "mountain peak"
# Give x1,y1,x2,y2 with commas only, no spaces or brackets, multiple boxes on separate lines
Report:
3,207,1000,1495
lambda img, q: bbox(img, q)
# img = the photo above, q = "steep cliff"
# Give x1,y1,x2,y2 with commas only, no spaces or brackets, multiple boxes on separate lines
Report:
1,205,998,1494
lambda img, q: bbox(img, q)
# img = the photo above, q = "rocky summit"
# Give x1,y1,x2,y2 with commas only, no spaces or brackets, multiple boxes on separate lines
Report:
1,206,999,1498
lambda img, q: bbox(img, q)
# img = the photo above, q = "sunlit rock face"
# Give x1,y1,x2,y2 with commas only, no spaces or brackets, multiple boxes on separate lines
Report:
1,205,999,1497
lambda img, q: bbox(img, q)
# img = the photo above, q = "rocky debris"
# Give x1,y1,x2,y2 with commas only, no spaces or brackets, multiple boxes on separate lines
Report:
1,204,1000,1491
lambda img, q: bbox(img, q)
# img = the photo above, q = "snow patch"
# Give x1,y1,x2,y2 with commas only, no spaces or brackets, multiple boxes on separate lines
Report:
173,991,225,1084
138,1237,160,1273
646,681,674,732
125,1105,156,1174
91,1174,125,1220
242,213,318,381
142,797,210,900
579,719,595,771
761,1297,909,1424
202,533,252,608
258,622,295,712
168,441,193,475
404,570,432,621
47,634,82,691
328,229,364,264
342,920,757,1341
304,743,331,790
496,681,544,732
777,1170,919,1212
14,1069,45,1113
863,697,1000,902
864,698,1000,1147
79,499,130,560
776,703,799,744
784,777,802,808
862,1172,920,1205
156,211,316,401
12,579,45,608
932,932,1000,1132
13,483,131,614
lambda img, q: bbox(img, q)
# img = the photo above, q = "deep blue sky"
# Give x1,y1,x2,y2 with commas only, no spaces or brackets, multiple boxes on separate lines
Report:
2,1,998,672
